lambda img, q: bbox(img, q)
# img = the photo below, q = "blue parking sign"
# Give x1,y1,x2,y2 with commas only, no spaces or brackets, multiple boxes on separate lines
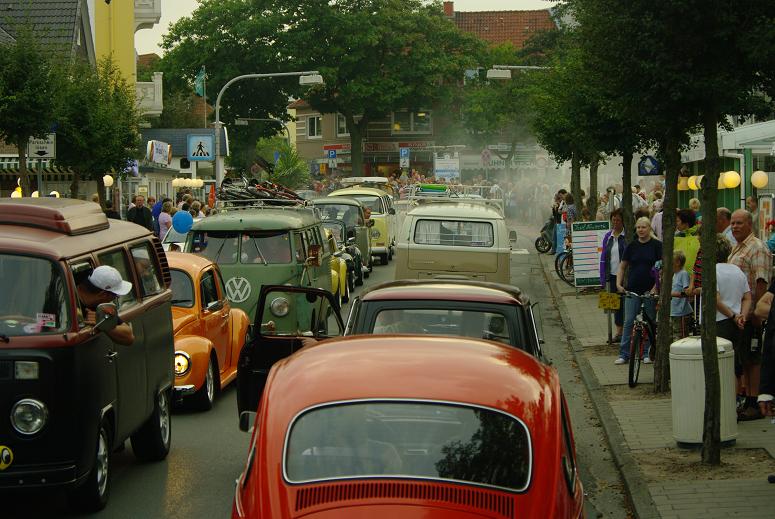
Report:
328,149,337,159
400,147,410,158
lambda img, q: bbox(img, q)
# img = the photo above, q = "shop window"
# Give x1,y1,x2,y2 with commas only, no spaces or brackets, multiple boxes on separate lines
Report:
308,116,322,138
391,111,432,134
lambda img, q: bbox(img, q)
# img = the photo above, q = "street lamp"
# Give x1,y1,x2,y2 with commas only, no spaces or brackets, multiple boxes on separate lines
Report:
213,71,324,188
486,64,550,80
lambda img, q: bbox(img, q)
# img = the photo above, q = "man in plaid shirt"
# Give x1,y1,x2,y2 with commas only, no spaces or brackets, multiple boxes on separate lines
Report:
729,209,772,420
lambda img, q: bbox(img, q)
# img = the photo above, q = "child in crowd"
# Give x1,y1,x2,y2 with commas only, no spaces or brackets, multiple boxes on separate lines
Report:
670,250,693,340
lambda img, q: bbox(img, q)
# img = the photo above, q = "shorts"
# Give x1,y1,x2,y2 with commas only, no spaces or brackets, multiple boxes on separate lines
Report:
737,321,763,373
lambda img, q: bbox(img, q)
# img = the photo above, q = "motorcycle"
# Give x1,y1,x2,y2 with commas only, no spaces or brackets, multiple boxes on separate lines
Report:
535,217,554,254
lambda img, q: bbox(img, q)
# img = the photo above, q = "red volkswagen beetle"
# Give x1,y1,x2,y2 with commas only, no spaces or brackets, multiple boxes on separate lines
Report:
233,290,584,518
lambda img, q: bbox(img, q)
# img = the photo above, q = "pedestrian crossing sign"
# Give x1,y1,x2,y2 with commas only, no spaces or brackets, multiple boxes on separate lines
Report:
188,134,215,162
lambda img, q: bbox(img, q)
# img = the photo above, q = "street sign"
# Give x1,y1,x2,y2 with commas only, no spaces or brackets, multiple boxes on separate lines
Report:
328,149,337,160
400,157,410,168
399,147,410,159
328,158,337,168
188,134,215,162
638,155,660,176
27,134,56,159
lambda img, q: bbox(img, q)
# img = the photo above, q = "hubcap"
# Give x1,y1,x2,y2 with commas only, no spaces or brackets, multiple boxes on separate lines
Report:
206,360,215,403
96,428,109,497
158,391,170,446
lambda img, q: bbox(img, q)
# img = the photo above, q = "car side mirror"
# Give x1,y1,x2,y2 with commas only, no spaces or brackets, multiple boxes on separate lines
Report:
206,300,224,312
509,230,518,246
306,244,322,267
367,219,375,227
94,303,119,333
388,207,396,215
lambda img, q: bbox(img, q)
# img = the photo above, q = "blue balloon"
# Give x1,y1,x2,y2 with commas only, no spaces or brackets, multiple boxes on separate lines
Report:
172,210,194,234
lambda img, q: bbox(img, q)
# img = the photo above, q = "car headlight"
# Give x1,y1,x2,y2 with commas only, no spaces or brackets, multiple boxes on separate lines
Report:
174,351,191,376
270,297,290,317
11,399,48,435
371,229,381,238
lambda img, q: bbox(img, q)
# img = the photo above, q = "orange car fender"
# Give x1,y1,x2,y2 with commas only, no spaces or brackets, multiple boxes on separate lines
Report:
174,335,214,391
229,308,251,363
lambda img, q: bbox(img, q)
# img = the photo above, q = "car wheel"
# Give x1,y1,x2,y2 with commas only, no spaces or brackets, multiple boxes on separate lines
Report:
130,388,172,462
388,247,393,260
192,355,217,411
68,419,112,512
379,253,389,265
342,278,350,304
365,258,372,278
347,268,356,293
355,262,364,286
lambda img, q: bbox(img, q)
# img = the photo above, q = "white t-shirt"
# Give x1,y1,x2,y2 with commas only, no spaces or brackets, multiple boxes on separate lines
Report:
715,263,750,322
608,232,622,276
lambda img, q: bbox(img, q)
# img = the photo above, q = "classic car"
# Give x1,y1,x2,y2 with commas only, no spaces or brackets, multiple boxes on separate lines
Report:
233,331,584,518
311,197,373,277
345,279,545,360
323,219,362,289
324,228,351,306
167,252,251,410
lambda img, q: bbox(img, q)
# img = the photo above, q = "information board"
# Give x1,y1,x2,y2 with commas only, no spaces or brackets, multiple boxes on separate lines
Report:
571,220,610,287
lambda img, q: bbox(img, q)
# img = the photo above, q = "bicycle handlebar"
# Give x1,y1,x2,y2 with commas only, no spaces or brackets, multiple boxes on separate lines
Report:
623,291,659,299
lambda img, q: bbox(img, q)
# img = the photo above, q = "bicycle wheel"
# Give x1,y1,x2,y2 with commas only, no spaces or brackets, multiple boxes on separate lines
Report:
535,236,551,254
560,253,575,287
628,323,645,387
554,252,566,279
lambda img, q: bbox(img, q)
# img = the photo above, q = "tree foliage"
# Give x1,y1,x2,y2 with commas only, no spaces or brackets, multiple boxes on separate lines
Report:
54,58,141,204
254,136,310,189
0,26,59,196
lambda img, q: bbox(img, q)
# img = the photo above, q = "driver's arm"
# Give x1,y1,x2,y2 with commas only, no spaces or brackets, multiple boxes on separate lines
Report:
106,322,134,346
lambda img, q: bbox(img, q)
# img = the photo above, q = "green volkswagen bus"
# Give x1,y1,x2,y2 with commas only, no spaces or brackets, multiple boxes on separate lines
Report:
184,205,332,321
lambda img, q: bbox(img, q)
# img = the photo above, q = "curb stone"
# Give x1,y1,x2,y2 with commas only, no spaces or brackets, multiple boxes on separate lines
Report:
539,255,661,519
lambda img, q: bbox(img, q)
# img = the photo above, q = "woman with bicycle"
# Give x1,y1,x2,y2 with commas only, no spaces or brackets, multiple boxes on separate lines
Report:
615,216,662,365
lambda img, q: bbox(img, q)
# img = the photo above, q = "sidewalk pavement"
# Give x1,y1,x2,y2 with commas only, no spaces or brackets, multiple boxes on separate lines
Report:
538,252,775,519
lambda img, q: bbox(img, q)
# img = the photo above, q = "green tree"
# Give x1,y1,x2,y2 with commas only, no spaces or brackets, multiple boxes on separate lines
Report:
0,27,59,197
281,0,480,174
255,136,310,189
54,58,141,205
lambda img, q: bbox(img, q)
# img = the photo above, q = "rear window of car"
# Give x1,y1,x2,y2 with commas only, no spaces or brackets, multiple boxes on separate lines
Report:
285,400,531,492
413,219,494,247
371,308,513,346
170,269,194,308
352,195,384,214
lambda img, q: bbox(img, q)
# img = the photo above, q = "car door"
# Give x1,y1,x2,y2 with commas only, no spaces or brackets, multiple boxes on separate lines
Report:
236,285,343,429
200,268,231,372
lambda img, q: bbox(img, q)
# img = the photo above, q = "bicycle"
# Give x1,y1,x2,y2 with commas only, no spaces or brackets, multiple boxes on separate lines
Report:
624,291,659,388
554,246,574,288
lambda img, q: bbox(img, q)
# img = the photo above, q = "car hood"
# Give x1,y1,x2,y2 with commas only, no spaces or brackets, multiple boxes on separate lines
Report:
171,307,196,333
296,505,492,518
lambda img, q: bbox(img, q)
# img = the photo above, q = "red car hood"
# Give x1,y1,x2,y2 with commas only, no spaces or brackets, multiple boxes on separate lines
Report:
297,505,493,518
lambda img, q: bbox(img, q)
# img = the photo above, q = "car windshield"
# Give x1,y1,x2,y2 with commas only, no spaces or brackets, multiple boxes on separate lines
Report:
285,401,531,492
163,227,189,244
0,254,69,336
319,204,362,227
170,269,194,307
352,195,384,214
323,222,346,244
371,308,513,345
414,219,494,247
191,231,292,264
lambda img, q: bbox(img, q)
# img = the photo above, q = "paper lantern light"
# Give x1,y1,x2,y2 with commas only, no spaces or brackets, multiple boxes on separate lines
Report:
49,191,60,198
196,179,204,188
687,176,698,190
103,175,114,187
723,170,741,189
696,175,704,189
678,177,689,191
10,190,21,198
752,170,769,189
31,191,40,197
717,176,725,189
172,178,181,187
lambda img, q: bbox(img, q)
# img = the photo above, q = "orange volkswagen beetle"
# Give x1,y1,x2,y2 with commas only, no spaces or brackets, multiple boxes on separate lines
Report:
167,252,250,410
233,289,584,518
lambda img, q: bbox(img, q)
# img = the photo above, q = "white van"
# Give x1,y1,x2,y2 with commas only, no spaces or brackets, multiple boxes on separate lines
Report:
394,200,516,284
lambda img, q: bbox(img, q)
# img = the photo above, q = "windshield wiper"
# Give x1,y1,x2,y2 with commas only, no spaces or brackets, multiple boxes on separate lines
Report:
249,237,268,265
0,334,9,343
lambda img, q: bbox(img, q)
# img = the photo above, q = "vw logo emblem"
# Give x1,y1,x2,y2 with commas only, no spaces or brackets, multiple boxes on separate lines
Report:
225,277,251,303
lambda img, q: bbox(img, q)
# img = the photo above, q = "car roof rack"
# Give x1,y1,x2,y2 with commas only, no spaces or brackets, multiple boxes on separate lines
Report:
406,184,504,214
340,176,389,186
214,198,315,212
0,198,109,235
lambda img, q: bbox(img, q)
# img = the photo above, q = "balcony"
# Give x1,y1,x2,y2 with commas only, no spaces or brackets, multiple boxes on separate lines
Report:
137,72,163,117
135,0,162,32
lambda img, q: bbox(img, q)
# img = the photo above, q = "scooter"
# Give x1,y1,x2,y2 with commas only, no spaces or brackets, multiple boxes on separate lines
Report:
534,217,554,253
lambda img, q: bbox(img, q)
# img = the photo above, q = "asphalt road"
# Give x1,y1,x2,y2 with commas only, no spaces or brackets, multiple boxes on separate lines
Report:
6,242,628,518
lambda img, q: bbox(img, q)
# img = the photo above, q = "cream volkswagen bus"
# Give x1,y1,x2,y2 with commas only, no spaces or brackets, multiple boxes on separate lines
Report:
394,199,516,284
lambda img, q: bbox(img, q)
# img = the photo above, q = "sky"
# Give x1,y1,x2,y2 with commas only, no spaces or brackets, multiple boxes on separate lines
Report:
135,0,559,55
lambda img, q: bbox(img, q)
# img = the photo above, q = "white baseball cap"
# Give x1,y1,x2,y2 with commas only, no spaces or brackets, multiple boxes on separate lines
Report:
89,266,133,296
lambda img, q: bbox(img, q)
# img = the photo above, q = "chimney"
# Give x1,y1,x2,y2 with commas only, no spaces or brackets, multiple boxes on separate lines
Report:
443,1,454,17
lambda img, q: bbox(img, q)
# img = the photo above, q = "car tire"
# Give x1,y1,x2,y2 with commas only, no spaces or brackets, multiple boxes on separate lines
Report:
342,277,350,304
355,262,364,286
347,268,356,293
191,355,217,411
379,253,389,265
130,387,172,462
365,258,372,278
388,246,393,260
68,419,112,512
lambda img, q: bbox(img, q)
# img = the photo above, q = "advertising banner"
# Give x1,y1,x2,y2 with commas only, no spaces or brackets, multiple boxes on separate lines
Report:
571,220,610,287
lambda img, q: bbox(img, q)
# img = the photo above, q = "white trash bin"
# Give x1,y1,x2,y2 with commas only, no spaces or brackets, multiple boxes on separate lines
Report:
670,336,737,447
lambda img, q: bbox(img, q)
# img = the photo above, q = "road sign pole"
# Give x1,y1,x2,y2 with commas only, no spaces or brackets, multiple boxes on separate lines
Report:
37,159,44,196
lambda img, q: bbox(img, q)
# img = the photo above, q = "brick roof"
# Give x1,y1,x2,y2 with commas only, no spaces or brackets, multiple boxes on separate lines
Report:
453,9,557,48
0,0,80,51
138,53,161,70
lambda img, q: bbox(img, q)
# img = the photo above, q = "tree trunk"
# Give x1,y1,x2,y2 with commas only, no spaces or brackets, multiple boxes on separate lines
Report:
17,139,31,197
347,115,368,176
653,138,681,393
70,170,81,200
570,152,582,213
700,110,722,465
621,151,634,242
588,155,599,220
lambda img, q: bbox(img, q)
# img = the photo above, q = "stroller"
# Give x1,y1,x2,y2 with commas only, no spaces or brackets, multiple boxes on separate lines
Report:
535,217,555,254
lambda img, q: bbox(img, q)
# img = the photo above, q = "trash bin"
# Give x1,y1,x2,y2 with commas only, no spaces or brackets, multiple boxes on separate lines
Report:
670,336,737,447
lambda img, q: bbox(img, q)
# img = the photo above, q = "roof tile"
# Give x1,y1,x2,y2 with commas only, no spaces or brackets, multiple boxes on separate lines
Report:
453,9,557,48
